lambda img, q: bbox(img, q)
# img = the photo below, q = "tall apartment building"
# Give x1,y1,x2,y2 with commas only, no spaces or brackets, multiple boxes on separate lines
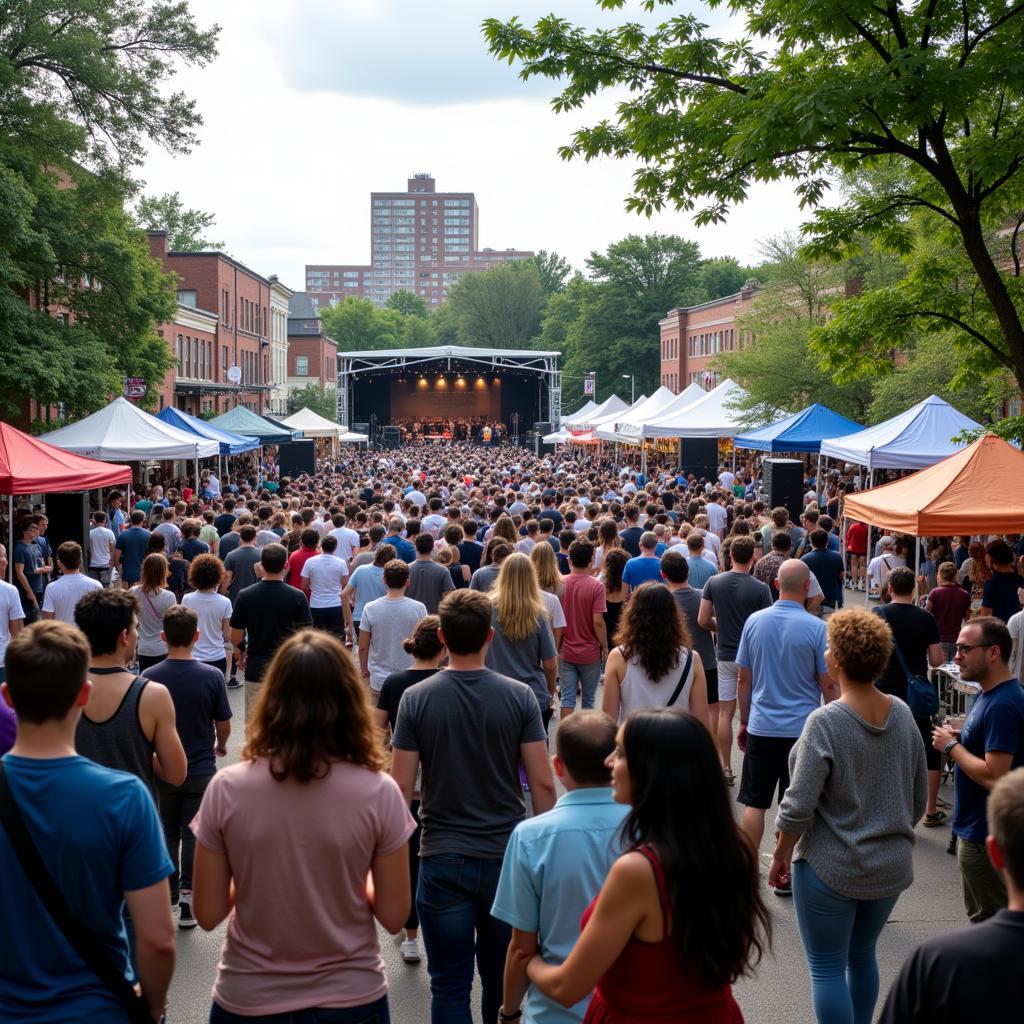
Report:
306,173,533,310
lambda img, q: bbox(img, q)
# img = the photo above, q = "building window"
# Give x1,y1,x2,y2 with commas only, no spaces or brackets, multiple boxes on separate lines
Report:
295,356,308,377
221,345,228,380
178,290,197,307
175,334,182,371
222,289,229,326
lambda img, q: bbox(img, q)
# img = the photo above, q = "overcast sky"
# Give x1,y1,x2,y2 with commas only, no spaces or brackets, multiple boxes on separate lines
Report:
140,0,808,290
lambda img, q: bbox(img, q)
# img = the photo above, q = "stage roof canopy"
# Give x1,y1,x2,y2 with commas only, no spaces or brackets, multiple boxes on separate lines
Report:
339,345,560,361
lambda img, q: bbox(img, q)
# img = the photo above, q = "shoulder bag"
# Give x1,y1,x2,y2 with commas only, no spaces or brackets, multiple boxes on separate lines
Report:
665,649,696,709
874,611,939,717
0,764,154,1023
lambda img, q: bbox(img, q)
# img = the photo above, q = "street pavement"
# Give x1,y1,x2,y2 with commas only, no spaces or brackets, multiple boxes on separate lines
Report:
169,681,966,1024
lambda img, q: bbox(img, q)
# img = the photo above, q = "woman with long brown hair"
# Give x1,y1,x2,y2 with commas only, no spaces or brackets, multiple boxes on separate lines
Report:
192,630,414,1023
602,582,709,730
131,552,177,671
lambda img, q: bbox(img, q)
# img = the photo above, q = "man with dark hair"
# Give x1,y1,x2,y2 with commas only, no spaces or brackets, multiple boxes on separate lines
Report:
287,528,320,589
229,543,312,713
359,559,427,695
459,519,484,575
880,767,1024,1020
618,505,644,557
0,621,176,1021
406,532,455,614
391,590,555,1024
493,711,627,1024
213,496,237,537
41,541,101,624
222,524,260,603
685,530,717,589
980,539,1024,623
142,605,231,928
933,616,1024,922
801,527,845,615
875,566,947,827
112,509,151,589
87,510,116,586
699,535,772,782
12,519,48,622
538,493,564,534
559,539,608,719
469,541,513,594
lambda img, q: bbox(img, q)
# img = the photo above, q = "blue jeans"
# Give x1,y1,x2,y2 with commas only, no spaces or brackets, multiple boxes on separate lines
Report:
417,854,510,1024
210,996,390,1023
558,659,601,710
792,860,899,1024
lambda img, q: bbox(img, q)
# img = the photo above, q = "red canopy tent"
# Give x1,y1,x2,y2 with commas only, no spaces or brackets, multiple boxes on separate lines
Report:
1,422,131,581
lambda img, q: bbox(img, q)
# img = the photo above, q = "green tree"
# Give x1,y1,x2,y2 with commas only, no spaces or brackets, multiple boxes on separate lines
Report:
484,1,1024,394
561,234,707,399
386,289,428,317
319,297,434,352
135,192,223,251
533,250,574,297
446,261,545,348
536,275,592,351
288,382,337,419
0,0,219,168
700,257,749,301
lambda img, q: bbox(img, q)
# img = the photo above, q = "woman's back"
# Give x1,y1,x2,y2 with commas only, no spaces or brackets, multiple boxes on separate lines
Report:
618,647,694,718
192,758,413,1014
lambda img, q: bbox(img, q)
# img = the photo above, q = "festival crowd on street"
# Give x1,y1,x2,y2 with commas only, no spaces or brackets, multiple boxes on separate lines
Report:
1,439,1023,1024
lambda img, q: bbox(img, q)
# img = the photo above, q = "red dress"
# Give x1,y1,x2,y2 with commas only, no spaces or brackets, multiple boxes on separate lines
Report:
581,846,744,1024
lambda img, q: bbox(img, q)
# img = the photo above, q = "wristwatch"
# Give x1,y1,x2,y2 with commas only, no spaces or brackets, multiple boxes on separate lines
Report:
498,1010,523,1022
943,738,960,755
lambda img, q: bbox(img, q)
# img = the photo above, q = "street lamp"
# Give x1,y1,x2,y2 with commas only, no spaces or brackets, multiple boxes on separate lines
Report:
621,374,635,404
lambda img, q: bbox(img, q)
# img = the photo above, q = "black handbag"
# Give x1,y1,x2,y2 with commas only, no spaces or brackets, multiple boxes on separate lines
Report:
0,764,154,1023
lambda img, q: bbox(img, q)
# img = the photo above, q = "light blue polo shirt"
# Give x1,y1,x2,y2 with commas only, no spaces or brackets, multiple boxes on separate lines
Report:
492,787,628,1023
736,599,828,738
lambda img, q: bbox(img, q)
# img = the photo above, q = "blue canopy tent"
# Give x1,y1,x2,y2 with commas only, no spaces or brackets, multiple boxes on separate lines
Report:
156,407,260,456
733,403,864,454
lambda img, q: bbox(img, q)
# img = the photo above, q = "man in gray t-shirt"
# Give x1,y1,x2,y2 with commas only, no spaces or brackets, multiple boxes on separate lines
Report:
405,534,454,614
390,589,556,1024
223,528,261,603
358,560,427,693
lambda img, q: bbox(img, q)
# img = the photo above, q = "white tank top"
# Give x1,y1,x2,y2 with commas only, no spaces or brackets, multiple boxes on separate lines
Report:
617,646,695,721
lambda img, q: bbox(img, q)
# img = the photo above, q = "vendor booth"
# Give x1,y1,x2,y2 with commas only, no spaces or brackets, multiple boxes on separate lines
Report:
734,403,864,454
208,406,294,445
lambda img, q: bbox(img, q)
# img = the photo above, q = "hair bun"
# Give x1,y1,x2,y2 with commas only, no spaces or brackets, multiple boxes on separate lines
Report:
402,637,416,654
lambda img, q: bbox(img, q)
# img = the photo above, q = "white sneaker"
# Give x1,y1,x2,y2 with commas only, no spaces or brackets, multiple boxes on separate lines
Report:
400,938,421,963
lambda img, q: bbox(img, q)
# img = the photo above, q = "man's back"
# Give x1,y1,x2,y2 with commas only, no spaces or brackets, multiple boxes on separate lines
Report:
41,574,101,624
738,600,827,737
874,603,940,702
361,596,428,690
700,571,772,660
406,559,454,614
224,546,260,600
560,573,606,664
619,526,644,557
0,755,171,1022
802,548,845,606
230,580,312,658
392,669,545,858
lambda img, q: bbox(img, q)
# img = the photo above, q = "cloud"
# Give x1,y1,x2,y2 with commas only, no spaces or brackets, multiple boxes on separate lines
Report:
269,0,706,105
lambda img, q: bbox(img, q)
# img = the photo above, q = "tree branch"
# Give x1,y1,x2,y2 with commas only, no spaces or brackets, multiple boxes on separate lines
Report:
960,2,1024,65
1011,211,1024,277
894,311,1012,367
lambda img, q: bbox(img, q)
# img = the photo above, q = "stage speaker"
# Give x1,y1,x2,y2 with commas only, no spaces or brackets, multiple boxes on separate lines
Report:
352,423,369,437
278,440,316,478
43,492,90,555
533,422,551,436
764,458,805,522
678,438,718,484
381,426,402,450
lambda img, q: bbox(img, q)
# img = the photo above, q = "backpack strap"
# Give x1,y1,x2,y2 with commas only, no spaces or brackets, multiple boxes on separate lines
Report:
665,649,695,708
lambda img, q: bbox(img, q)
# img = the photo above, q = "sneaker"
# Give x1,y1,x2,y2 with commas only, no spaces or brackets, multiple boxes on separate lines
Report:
178,897,197,929
227,677,243,690
400,938,421,963
773,878,793,897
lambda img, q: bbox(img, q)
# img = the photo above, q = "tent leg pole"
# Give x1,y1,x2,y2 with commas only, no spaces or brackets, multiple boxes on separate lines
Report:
195,457,200,501
864,468,874,607
914,533,922,604
7,494,13,584
816,453,822,495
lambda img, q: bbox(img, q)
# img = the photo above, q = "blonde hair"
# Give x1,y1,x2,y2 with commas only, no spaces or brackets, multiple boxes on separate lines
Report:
530,540,563,596
492,553,546,643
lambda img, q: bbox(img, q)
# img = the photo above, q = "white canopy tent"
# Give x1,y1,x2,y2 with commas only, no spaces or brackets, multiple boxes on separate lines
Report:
336,430,369,444
596,386,678,443
542,428,574,444
636,379,748,438
41,397,219,496
280,407,351,439
617,382,706,441
566,394,628,431
560,400,597,427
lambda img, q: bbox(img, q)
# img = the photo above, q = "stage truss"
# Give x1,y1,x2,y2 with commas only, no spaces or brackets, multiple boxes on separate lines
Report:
336,345,561,430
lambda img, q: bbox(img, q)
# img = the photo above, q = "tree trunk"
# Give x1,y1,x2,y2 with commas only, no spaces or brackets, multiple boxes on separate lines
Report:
957,210,1024,395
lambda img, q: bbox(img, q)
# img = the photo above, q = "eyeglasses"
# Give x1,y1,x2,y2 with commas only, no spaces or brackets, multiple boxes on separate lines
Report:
954,643,995,655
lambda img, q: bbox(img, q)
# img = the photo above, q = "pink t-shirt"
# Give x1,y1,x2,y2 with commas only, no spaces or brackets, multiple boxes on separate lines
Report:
192,758,415,1015
559,572,608,664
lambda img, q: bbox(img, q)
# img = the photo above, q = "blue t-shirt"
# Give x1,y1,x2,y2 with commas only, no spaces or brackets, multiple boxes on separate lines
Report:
953,678,1024,842
348,564,387,620
622,555,664,588
386,535,416,564
686,555,717,590
737,600,829,738
0,755,172,1022
981,572,1024,625
114,526,151,583
13,541,44,602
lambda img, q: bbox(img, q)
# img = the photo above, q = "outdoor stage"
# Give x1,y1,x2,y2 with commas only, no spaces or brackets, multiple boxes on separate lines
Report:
336,345,562,442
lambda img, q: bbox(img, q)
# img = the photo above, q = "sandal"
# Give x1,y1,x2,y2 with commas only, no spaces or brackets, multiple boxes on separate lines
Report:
923,811,948,828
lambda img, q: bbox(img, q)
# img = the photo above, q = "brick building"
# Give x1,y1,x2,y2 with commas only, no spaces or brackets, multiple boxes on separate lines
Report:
659,280,763,393
287,292,338,398
154,303,220,416
306,173,532,310
148,232,275,413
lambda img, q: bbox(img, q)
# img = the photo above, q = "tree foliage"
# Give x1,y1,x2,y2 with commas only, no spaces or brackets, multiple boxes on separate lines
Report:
484,0,1024,393
288,382,337,420
135,191,223,251
446,261,545,349
386,289,428,318
319,297,433,352
700,257,749,301
533,249,574,296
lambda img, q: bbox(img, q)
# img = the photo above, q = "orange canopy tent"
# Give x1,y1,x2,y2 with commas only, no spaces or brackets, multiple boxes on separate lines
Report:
842,434,1024,536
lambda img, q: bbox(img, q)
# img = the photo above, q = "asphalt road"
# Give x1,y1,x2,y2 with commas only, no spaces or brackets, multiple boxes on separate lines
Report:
168,681,966,1024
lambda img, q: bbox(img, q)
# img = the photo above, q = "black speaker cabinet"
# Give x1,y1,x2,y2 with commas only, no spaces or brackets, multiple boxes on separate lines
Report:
764,458,805,522
43,491,90,554
278,440,316,478
678,437,718,483
352,422,369,437
381,427,402,450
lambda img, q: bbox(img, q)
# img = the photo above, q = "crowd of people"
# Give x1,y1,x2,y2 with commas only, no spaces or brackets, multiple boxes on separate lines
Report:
1,438,1023,1024
390,418,510,444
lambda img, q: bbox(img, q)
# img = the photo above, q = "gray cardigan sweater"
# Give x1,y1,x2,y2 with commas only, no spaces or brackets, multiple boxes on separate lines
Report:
776,697,928,900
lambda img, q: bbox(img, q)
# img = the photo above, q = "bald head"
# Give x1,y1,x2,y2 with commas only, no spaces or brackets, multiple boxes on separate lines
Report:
777,558,811,599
